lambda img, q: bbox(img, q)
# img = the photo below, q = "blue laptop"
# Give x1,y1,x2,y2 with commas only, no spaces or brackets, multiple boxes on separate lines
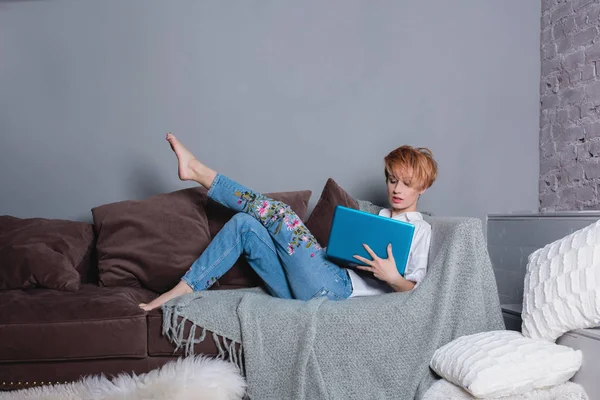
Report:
325,205,415,276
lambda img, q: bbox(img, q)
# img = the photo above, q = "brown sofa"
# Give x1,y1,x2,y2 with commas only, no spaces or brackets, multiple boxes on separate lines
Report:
0,179,356,391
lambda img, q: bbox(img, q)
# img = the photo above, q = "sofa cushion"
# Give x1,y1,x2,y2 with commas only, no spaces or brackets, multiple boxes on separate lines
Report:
0,216,95,291
0,284,155,362
305,178,358,247
92,187,311,292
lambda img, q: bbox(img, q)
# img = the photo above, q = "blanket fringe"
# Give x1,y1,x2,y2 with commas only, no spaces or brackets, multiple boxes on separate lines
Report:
162,305,245,375
214,332,225,357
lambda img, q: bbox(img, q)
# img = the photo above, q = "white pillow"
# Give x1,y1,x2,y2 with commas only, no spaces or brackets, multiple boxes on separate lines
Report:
430,330,582,399
423,379,588,400
521,219,600,342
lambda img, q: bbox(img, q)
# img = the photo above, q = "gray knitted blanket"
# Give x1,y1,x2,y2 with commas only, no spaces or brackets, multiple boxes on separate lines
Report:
162,211,504,400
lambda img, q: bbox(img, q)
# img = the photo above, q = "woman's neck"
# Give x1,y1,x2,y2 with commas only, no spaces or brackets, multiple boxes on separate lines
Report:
391,208,417,217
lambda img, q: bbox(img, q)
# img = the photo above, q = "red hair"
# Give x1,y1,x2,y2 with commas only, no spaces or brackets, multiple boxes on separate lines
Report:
384,146,438,191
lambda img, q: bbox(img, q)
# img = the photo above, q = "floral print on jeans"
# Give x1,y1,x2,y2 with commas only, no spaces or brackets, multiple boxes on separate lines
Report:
234,190,321,256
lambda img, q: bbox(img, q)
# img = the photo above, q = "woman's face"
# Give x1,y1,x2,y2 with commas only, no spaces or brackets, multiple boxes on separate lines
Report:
386,169,425,215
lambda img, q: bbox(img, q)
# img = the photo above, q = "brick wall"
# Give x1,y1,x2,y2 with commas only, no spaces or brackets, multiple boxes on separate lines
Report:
540,0,600,211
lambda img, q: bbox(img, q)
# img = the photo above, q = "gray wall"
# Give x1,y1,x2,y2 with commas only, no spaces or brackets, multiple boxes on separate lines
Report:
539,0,600,212
0,0,541,223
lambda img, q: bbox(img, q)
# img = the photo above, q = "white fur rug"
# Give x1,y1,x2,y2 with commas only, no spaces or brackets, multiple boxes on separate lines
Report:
423,379,588,400
0,356,246,400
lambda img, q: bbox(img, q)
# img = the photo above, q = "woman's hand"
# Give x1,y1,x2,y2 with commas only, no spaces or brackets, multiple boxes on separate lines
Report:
353,244,402,284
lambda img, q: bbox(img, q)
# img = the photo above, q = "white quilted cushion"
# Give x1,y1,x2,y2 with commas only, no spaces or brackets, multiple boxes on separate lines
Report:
430,330,582,398
521,219,600,342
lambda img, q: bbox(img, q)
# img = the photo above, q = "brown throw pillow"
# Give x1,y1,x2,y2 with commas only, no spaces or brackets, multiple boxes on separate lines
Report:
305,178,359,247
92,187,212,293
92,186,312,293
0,216,95,291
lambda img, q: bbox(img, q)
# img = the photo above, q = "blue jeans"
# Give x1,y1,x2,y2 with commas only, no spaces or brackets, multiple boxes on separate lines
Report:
181,173,353,301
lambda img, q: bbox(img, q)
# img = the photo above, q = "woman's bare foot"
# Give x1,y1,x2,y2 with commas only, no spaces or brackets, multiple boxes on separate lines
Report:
165,132,217,188
139,280,194,311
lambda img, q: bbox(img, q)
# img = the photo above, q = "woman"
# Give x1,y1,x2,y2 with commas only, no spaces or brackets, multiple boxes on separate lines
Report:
140,133,437,311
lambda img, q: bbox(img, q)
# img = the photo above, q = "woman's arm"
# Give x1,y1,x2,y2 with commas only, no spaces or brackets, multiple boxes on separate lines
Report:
353,244,413,290
402,223,431,286
353,223,431,292
388,274,416,292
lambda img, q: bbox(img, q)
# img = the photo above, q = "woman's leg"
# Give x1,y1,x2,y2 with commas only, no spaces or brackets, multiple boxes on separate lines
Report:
207,173,352,301
140,213,293,311
182,213,293,297
157,133,351,301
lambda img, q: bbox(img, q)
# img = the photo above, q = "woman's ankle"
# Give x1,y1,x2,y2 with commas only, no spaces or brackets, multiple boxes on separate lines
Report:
192,164,217,189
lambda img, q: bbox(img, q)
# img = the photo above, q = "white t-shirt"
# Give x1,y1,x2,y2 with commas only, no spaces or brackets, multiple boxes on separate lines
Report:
347,209,432,297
